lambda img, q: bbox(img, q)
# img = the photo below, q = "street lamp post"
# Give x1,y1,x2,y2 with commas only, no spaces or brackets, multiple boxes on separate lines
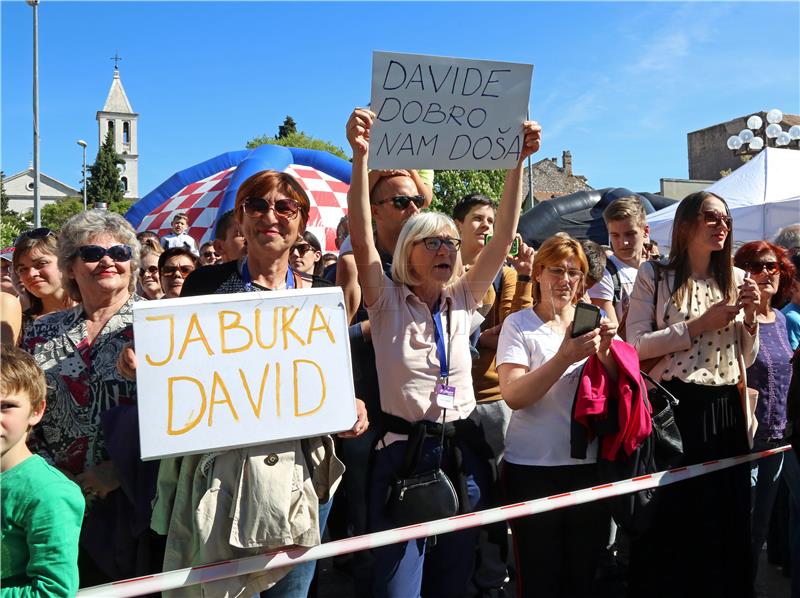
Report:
726,109,800,155
27,0,41,227
77,140,87,210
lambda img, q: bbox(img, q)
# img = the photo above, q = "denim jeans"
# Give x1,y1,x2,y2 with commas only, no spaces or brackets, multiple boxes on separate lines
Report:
751,442,785,576
260,498,332,598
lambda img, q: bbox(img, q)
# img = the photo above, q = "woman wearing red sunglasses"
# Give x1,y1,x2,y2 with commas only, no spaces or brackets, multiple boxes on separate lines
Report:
734,240,795,582
627,191,760,596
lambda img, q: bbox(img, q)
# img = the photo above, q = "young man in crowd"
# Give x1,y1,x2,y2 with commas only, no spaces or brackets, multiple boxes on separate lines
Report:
212,209,247,263
161,212,198,255
1,345,84,596
589,196,650,338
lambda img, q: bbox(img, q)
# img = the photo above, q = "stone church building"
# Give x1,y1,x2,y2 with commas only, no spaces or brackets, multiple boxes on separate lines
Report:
4,66,139,214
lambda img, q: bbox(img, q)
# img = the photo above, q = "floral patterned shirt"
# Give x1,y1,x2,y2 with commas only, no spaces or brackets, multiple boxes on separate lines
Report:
22,295,139,475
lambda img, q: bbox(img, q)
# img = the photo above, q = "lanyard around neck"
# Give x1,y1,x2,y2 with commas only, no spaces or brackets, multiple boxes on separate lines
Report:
431,299,451,382
240,257,295,292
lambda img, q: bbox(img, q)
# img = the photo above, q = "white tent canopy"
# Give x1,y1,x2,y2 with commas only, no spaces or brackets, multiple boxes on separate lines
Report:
648,148,800,251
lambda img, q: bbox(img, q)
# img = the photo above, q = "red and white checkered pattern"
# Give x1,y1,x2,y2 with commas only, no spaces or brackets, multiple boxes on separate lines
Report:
136,165,349,253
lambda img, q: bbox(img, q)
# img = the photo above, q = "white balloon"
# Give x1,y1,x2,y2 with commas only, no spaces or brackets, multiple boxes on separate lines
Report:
766,123,782,138
767,109,783,124
727,135,743,150
739,129,754,143
747,115,763,129
749,137,764,150
777,132,791,146
789,125,800,140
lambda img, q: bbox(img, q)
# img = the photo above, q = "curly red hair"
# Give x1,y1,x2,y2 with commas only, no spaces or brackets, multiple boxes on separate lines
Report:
734,240,796,307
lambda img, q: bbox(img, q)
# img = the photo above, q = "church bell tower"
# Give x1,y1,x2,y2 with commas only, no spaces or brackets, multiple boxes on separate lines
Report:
96,61,139,199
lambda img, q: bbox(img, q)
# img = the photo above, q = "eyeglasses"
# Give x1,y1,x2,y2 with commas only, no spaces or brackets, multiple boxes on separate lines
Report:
202,251,218,259
545,266,584,281
139,265,159,277
701,210,732,230
291,243,316,256
417,237,462,252
76,245,132,263
161,264,195,277
374,195,425,210
743,261,779,275
243,197,301,220
14,227,55,246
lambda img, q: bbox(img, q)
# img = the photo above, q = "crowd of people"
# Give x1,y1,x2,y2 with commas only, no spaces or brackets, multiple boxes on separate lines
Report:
1,108,800,598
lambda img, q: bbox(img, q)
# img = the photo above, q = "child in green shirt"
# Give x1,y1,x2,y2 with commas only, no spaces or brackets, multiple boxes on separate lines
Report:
1,345,84,597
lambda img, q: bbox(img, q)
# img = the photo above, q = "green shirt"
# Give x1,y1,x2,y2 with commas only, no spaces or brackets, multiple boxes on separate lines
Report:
1,455,84,597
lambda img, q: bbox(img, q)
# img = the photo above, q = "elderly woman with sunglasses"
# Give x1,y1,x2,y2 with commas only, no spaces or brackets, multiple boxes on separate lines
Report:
626,191,761,597
733,241,796,582
115,170,365,598
345,107,541,597
20,210,162,586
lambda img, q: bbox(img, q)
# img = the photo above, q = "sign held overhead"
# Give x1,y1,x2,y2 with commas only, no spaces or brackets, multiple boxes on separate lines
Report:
369,51,533,171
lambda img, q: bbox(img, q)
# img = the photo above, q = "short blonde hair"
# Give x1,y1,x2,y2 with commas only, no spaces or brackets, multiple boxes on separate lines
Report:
532,235,589,305
392,212,462,287
603,196,647,229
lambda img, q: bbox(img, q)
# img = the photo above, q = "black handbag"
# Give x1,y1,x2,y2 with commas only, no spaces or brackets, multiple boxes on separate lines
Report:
385,466,459,527
607,371,684,535
384,304,460,528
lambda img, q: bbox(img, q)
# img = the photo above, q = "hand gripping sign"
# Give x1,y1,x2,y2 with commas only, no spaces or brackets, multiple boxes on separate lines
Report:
133,287,357,460
369,51,533,171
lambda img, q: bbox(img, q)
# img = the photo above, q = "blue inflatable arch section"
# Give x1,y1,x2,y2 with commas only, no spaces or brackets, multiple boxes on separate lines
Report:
125,145,352,232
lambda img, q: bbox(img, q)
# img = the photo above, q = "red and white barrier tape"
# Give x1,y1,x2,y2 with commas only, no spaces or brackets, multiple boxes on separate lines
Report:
77,444,790,597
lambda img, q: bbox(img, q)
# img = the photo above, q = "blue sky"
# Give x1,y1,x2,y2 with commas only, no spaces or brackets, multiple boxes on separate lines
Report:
2,1,799,198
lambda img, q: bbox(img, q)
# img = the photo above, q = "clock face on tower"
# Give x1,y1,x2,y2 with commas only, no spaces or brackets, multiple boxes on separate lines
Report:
117,163,126,174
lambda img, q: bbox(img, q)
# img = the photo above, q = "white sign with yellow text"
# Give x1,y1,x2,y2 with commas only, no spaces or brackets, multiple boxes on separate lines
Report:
133,287,356,460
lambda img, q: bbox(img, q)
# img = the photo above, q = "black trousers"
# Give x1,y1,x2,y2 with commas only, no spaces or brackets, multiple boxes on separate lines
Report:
628,380,753,598
502,461,609,598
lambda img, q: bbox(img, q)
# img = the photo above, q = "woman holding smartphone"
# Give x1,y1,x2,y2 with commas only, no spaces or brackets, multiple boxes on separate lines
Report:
626,191,760,597
496,234,617,597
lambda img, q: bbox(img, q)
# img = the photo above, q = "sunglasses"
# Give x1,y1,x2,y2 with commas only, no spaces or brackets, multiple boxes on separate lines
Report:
417,237,462,252
291,243,315,256
162,264,195,277
375,195,425,210
243,197,301,220
202,251,218,259
743,261,779,275
14,227,56,246
76,245,132,263
546,266,584,281
701,210,732,229
139,265,159,277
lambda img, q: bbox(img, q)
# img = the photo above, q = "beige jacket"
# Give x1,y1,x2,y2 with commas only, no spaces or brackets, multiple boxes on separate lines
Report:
151,436,344,597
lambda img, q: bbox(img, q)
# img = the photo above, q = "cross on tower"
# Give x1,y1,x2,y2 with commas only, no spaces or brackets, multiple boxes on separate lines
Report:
110,51,122,70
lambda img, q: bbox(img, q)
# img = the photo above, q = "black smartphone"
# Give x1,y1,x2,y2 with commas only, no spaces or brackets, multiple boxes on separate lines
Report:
571,302,601,338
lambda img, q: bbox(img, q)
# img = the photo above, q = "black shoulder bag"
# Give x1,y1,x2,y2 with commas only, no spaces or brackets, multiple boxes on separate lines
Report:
384,304,460,527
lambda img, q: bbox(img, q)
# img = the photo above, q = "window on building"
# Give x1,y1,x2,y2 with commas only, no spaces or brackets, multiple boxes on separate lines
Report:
121,177,128,192
108,121,115,138
123,122,130,144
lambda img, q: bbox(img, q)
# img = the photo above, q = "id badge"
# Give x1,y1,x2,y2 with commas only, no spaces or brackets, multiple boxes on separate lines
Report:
435,383,456,409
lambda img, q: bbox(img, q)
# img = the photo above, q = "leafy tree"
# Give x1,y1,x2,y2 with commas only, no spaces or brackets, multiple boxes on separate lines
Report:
247,119,348,160
0,171,32,247
431,169,507,216
41,197,84,231
277,116,297,139
87,130,125,206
